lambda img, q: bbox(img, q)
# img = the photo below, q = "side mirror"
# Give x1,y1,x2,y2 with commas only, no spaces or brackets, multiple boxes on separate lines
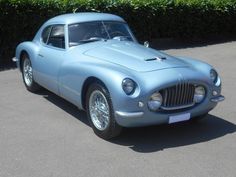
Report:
144,41,149,48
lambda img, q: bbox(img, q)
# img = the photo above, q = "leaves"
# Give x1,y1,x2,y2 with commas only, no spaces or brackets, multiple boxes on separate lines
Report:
1,0,236,66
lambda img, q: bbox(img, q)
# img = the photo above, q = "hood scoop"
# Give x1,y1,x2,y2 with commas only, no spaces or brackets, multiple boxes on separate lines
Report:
145,56,167,61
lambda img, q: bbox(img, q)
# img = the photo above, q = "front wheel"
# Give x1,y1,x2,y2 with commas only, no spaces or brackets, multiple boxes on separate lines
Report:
86,82,122,139
22,54,41,92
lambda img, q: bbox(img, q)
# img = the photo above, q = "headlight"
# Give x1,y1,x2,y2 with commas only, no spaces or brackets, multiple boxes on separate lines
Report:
210,69,221,86
210,69,218,84
194,86,206,103
122,78,136,95
148,92,162,111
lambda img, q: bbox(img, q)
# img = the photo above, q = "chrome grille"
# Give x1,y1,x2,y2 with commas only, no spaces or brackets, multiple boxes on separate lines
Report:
161,83,195,110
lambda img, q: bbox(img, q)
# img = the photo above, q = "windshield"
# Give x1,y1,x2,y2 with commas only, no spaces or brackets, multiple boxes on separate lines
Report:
68,21,135,47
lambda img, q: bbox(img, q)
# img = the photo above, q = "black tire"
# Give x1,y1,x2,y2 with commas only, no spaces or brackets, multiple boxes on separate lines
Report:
86,82,122,139
190,113,208,123
21,53,41,92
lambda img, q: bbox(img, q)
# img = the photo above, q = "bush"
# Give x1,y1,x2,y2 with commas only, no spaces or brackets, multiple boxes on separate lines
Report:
0,0,236,67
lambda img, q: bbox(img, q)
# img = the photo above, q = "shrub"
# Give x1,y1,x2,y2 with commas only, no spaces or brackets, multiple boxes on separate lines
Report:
0,0,236,67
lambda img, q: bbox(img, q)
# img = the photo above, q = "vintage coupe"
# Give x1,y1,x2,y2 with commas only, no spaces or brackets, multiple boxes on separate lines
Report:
14,13,224,139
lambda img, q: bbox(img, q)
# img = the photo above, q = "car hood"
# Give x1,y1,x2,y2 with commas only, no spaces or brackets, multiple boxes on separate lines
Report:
83,41,190,72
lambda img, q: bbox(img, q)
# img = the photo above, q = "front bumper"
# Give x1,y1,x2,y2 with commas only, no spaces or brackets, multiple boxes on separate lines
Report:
12,57,18,62
115,95,224,127
211,95,225,102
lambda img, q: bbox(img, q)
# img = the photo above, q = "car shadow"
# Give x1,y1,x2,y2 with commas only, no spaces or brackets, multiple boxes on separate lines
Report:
36,88,89,126
111,115,236,153
37,89,236,153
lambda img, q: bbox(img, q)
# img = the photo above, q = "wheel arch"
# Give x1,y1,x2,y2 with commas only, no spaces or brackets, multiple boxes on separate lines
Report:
19,50,29,72
81,76,107,110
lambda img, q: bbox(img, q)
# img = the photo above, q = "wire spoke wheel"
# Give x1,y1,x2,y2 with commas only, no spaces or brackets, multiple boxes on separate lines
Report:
23,58,33,86
86,82,122,139
89,90,110,131
21,54,40,92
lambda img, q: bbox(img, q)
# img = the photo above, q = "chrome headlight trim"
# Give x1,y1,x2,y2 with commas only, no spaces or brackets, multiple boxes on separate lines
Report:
210,69,217,83
148,92,163,111
215,75,221,87
210,69,220,86
122,78,136,95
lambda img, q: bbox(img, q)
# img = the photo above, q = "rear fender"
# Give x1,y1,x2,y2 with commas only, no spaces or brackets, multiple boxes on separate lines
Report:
15,42,40,71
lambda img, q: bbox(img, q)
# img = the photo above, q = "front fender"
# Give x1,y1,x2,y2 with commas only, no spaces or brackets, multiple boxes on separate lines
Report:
58,59,137,109
178,57,214,79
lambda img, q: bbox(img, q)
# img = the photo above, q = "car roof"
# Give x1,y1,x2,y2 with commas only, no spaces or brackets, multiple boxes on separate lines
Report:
46,12,125,25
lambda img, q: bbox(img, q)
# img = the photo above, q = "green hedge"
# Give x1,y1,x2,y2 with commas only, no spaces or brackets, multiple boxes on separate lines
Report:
1,0,236,67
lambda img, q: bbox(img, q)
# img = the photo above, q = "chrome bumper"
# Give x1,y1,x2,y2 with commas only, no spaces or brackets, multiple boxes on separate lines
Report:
211,95,225,102
12,57,18,62
115,95,225,120
115,111,144,118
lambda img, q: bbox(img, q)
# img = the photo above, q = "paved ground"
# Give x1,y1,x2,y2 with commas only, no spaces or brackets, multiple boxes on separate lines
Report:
0,41,236,177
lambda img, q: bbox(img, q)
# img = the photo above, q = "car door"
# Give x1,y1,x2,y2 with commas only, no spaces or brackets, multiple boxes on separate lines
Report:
35,24,66,94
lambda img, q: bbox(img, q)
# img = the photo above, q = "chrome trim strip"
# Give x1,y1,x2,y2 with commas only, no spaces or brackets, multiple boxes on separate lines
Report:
215,77,221,87
211,95,225,102
12,57,18,62
160,82,195,110
115,111,144,118
161,103,195,111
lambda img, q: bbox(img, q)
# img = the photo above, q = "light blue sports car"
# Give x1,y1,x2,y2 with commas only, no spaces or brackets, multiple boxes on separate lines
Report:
14,13,225,139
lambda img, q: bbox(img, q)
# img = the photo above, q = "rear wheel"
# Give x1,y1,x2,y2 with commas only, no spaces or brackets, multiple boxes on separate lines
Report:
86,82,122,139
22,54,41,92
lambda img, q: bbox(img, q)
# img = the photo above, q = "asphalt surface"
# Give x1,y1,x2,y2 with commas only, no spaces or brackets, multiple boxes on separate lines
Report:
0,41,236,177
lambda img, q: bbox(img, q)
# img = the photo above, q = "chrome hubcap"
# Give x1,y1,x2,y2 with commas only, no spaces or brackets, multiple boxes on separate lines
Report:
89,90,110,131
23,58,33,86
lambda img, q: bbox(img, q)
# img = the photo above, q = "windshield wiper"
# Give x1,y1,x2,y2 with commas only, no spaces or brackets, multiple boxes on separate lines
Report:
69,42,80,47
79,37,106,44
112,36,132,41
69,37,106,47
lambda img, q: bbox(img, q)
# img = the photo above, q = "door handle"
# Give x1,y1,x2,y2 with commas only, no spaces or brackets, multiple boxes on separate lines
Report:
38,54,44,58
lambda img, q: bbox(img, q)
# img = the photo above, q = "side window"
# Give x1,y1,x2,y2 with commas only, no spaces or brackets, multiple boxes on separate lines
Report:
47,25,65,49
42,26,52,43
